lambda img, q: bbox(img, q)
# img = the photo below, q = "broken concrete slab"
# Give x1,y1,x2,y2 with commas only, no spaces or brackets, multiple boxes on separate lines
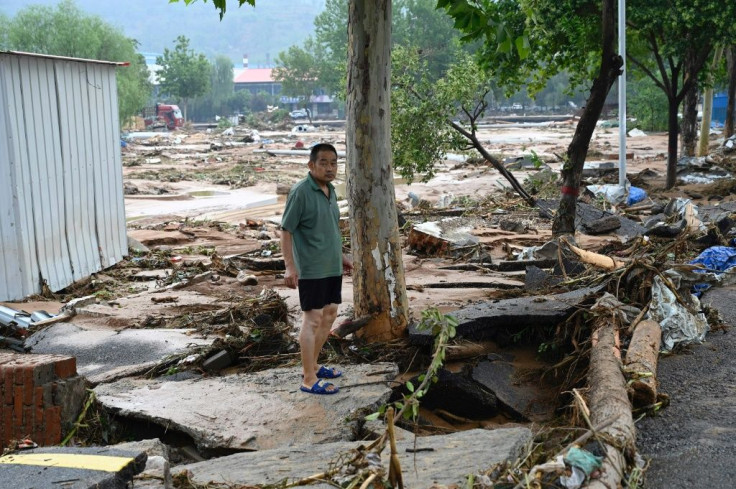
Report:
26,322,213,385
524,265,561,291
538,199,646,240
393,368,499,419
95,363,398,452
582,161,618,178
472,359,557,422
409,286,603,345
172,427,532,488
582,215,622,234
496,258,558,272
113,439,171,489
408,219,480,256
201,349,232,372
0,446,147,489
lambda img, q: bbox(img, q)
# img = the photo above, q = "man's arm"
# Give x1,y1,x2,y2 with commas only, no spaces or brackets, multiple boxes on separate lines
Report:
342,254,353,275
281,229,299,288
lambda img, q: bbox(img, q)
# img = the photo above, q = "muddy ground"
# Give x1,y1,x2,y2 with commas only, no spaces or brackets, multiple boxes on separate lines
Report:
4,116,736,487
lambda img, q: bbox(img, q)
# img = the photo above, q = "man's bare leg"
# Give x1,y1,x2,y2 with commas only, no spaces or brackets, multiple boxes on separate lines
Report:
300,308,337,391
312,303,338,372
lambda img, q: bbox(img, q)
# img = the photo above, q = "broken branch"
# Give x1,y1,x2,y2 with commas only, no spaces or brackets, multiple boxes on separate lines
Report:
623,319,662,408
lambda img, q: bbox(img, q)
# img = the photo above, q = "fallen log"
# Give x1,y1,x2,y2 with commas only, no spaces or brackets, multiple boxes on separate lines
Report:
331,316,373,338
623,319,662,408
444,340,498,361
560,236,625,271
586,301,636,489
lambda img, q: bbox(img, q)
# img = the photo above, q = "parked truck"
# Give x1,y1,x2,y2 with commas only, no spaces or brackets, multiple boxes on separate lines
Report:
142,103,183,130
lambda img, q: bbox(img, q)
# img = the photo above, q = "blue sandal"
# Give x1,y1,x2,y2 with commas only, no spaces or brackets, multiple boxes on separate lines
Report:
317,365,342,379
300,379,339,395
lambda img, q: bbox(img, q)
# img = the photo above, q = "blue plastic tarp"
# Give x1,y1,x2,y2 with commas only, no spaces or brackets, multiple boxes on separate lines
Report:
627,186,647,206
689,246,736,295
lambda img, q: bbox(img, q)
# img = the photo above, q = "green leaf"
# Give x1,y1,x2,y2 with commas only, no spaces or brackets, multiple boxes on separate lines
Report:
364,412,380,421
498,38,513,54
406,381,415,393
515,36,531,60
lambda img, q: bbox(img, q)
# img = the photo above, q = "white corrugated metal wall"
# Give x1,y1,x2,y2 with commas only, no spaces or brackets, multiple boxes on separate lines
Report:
0,52,127,301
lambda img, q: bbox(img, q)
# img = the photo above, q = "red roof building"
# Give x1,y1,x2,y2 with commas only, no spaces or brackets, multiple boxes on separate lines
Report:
233,68,281,95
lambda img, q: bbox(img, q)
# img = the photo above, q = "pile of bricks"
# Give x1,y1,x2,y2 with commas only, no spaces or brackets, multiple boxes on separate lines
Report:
0,352,83,447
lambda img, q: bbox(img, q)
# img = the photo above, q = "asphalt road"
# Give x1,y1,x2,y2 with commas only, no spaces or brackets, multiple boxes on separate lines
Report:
636,285,736,489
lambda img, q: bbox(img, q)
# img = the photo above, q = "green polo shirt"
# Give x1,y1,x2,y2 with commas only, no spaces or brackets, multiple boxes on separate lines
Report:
281,173,343,279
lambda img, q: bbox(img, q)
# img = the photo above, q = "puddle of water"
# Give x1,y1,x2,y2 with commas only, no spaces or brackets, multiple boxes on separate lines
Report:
188,190,229,197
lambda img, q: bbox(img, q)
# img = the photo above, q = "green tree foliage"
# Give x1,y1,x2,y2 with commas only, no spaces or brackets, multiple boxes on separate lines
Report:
189,55,238,121
156,35,211,121
391,47,472,183
625,0,736,188
0,0,151,124
312,0,349,96
273,38,323,118
173,0,256,19
280,0,465,99
628,77,668,132
437,0,604,96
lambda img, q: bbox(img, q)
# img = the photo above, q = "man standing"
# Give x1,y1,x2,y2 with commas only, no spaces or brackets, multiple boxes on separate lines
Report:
280,143,352,395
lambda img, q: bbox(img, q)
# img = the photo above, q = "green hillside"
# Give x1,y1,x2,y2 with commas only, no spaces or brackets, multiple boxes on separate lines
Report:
0,0,325,65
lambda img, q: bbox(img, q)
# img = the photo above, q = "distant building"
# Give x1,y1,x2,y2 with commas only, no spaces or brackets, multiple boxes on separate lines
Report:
233,67,336,116
234,67,281,96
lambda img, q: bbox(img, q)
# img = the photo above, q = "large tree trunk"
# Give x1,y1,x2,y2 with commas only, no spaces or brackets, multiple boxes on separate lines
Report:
698,45,725,157
726,45,736,138
680,81,699,157
346,0,409,341
552,0,623,236
666,96,680,189
587,307,636,489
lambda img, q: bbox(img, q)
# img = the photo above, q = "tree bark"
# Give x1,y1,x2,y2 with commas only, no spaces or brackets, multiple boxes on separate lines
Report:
346,0,409,341
680,82,699,158
726,45,736,139
587,307,636,489
552,0,623,236
624,319,662,408
698,46,724,156
666,96,680,189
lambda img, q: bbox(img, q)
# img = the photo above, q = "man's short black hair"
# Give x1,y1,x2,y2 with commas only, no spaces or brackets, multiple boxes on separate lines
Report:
310,143,338,162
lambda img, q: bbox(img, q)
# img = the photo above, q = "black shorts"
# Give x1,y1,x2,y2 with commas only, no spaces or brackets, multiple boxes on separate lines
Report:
298,276,342,311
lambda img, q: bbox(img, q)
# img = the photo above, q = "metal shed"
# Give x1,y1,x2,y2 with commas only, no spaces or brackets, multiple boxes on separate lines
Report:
0,51,127,301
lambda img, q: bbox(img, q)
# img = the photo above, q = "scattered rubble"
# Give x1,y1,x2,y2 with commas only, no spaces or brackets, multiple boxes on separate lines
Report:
3,121,736,488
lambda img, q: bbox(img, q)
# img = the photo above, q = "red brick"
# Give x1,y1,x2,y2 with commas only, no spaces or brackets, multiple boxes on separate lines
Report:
14,365,33,387
2,404,12,441
23,383,33,406
53,357,77,379
42,384,53,406
34,387,44,407
45,406,62,444
23,405,33,428
34,405,45,428
0,405,5,444
3,368,15,403
13,386,23,418
2,398,13,435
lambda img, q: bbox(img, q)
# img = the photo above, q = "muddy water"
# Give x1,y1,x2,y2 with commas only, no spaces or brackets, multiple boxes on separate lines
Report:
395,340,555,433
124,186,278,221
